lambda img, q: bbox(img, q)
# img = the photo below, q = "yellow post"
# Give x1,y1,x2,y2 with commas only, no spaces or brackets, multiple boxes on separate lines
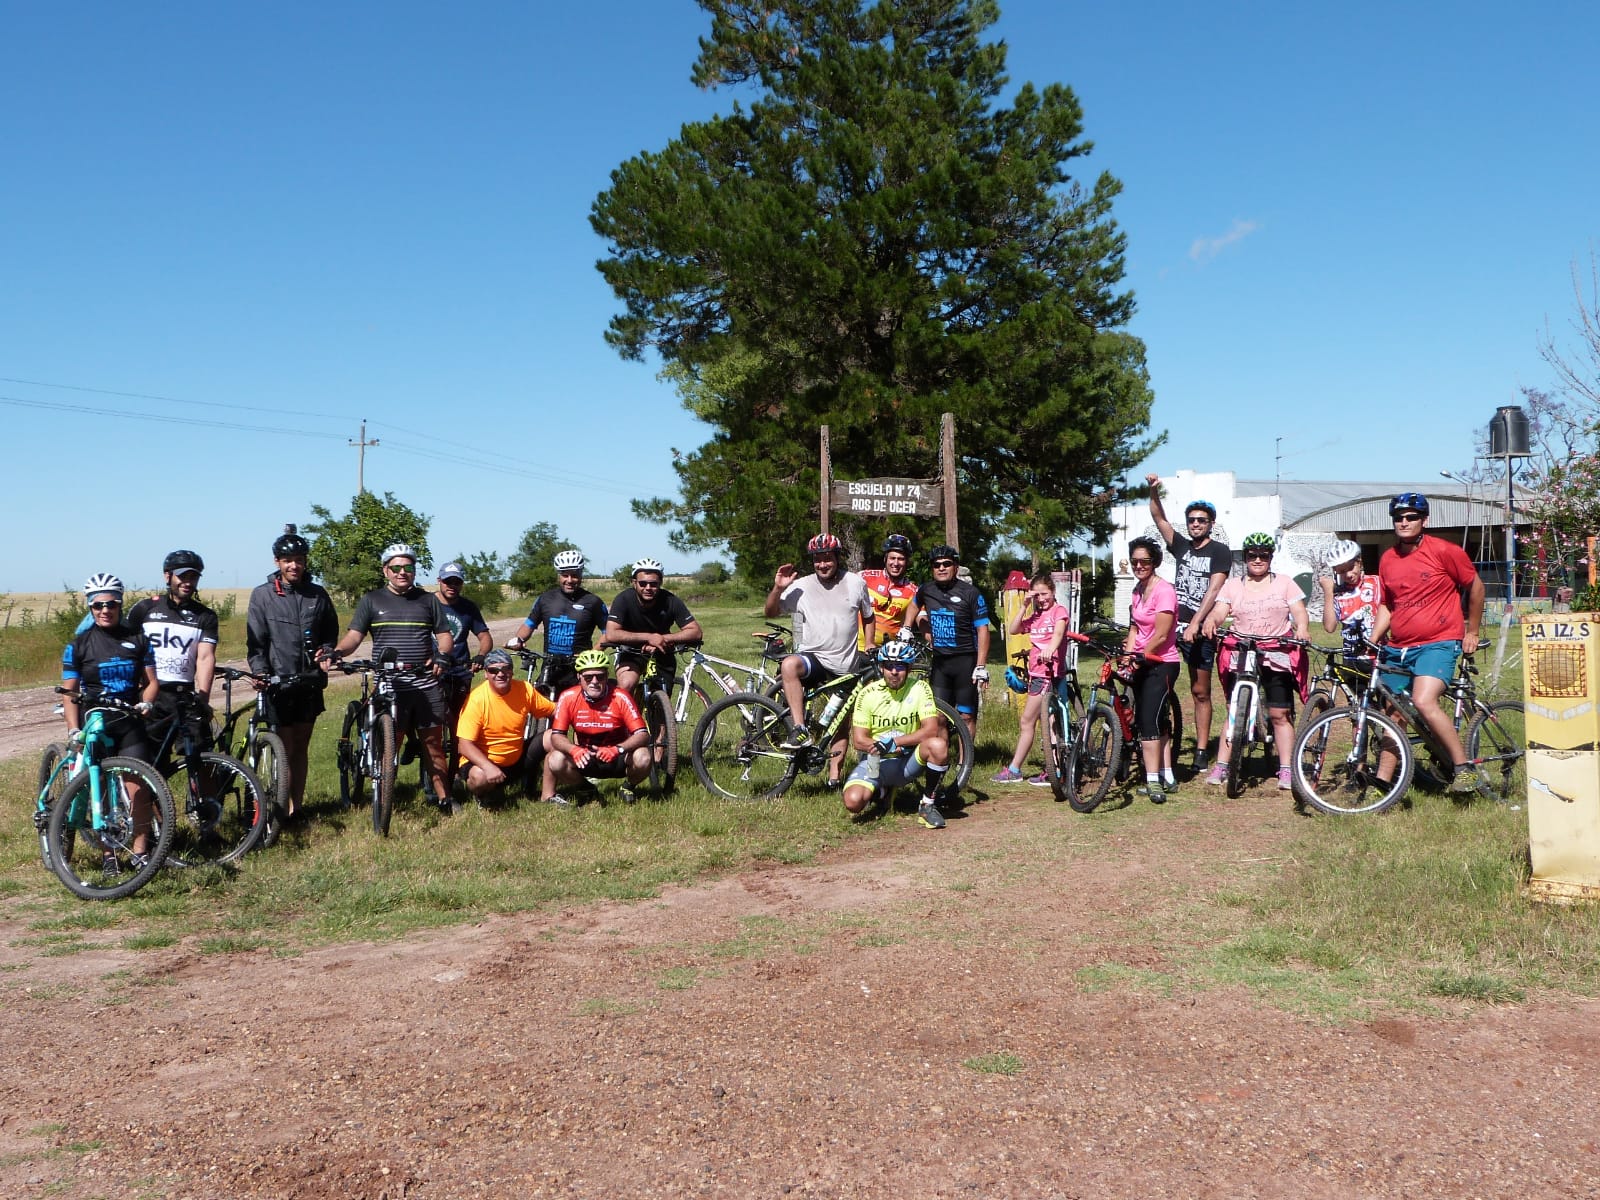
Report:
1523,610,1600,903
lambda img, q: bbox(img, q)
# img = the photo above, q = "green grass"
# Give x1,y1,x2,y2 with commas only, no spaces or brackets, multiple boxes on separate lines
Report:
963,1051,1023,1076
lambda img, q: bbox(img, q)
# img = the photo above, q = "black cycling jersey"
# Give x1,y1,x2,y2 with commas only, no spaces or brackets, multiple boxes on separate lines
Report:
525,587,608,658
607,587,695,640
440,594,490,678
914,578,991,656
63,623,153,699
126,593,219,685
347,586,451,691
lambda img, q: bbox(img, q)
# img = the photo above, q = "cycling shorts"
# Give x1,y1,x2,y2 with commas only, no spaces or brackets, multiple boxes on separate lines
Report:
263,683,326,727
929,653,978,715
794,653,863,687
576,752,631,779
615,649,675,690
1131,661,1179,739
1379,640,1460,695
395,686,448,734
845,749,927,797
1177,630,1218,673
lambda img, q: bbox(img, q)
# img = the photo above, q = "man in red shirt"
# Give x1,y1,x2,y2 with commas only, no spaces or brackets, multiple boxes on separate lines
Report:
544,649,651,807
858,534,918,650
1375,492,1486,793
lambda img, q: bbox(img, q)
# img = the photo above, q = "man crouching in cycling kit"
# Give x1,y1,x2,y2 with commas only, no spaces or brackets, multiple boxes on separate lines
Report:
126,550,218,753
544,649,652,808
325,544,456,812
842,641,951,829
506,550,608,698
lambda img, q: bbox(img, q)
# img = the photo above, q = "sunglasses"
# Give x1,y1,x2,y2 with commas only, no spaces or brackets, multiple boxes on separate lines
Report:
1186,516,1212,524
635,579,661,588
90,600,122,611
932,560,957,569
1243,550,1273,560
484,666,512,677
580,672,608,683
1393,513,1423,524
1130,558,1154,568
386,563,416,574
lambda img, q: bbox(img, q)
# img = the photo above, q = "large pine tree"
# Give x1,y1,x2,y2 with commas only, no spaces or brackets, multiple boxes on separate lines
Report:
592,0,1159,575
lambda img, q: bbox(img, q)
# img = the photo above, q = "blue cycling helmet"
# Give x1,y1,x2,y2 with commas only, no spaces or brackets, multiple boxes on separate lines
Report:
1389,492,1430,517
876,640,918,667
1005,666,1029,694
1184,499,1217,520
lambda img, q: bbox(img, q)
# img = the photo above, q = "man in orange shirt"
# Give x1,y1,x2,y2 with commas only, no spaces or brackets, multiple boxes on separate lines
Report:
455,649,555,801
858,533,918,650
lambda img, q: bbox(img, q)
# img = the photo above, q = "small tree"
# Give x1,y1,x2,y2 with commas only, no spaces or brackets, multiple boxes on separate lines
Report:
306,491,432,606
453,550,507,613
506,522,582,597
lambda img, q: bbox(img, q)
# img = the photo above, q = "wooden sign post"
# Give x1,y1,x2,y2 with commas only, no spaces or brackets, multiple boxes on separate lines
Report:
821,413,959,549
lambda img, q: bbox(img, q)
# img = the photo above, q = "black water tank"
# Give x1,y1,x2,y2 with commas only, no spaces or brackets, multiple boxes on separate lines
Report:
1489,405,1530,457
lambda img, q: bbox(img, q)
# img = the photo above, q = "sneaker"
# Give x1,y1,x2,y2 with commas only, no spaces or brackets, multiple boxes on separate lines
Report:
1148,783,1167,805
1161,773,1178,790
1449,766,1485,795
1205,763,1227,786
916,800,946,829
779,727,813,751
1026,772,1050,787
1276,767,1293,790
546,794,572,809
1192,750,1210,773
991,766,1025,783
618,786,638,805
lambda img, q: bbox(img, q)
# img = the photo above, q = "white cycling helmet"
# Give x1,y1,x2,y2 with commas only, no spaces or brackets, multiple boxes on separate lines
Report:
380,542,419,566
1328,539,1362,568
83,572,124,598
631,557,664,577
553,550,586,571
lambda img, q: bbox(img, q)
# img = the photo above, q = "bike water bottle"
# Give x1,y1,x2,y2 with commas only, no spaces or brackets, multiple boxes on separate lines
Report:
817,691,846,728
860,751,882,784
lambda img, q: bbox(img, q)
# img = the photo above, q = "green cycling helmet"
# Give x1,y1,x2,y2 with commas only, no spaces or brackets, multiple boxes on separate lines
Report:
1241,532,1275,551
573,649,611,674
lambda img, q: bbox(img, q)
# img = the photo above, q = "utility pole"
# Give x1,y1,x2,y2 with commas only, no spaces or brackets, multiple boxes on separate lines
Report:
350,420,379,493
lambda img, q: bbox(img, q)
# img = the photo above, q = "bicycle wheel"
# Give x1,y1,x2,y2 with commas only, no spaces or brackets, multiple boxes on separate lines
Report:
164,752,269,867
1043,699,1074,805
48,757,176,901
1067,704,1121,814
931,696,975,798
1466,701,1525,804
247,730,289,821
338,702,367,808
691,692,797,801
36,743,72,869
1292,691,1331,739
1291,707,1413,816
1223,694,1252,799
371,713,397,836
645,690,678,795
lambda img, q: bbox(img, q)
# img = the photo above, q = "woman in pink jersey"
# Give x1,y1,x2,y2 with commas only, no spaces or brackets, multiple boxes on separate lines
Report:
1201,532,1309,790
993,573,1069,784
1121,537,1181,803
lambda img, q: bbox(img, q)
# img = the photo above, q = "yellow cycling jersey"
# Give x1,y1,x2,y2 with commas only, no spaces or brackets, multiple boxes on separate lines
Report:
851,676,937,737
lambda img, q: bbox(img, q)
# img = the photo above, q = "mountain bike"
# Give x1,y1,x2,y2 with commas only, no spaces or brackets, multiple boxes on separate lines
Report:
673,624,790,730
1057,629,1181,813
1296,646,1368,735
149,687,270,867
334,653,408,836
1215,632,1311,799
41,691,177,901
691,657,973,802
214,665,296,840
1292,646,1524,815
635,649,678,795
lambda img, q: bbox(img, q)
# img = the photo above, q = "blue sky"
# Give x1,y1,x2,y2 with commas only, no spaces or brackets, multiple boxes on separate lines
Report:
3,0,1596,593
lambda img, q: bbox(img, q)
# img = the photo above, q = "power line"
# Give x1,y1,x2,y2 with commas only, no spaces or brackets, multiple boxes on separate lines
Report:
0,394,345,440
0,375,339,422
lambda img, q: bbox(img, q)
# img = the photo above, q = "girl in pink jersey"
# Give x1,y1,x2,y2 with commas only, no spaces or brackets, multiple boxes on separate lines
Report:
993,573,1069,784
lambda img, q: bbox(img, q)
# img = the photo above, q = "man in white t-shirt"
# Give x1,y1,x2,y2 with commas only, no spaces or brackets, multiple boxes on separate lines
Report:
764,533,875,777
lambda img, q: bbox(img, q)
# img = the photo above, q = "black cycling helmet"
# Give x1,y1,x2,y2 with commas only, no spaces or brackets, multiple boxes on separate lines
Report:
1389,492,1430,517
928,544,960,564
163,549,205,574
882,533,913,556
273,524,310,558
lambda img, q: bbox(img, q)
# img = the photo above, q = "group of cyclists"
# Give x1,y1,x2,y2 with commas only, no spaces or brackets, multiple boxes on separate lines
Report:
58,480,1487,851
995,480,1486,807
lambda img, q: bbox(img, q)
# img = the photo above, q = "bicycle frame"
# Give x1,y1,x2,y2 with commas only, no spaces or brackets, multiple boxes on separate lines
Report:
673,631,788,724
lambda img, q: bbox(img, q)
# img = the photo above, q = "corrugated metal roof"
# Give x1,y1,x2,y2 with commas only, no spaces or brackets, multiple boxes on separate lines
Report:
1236,479,1535,532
